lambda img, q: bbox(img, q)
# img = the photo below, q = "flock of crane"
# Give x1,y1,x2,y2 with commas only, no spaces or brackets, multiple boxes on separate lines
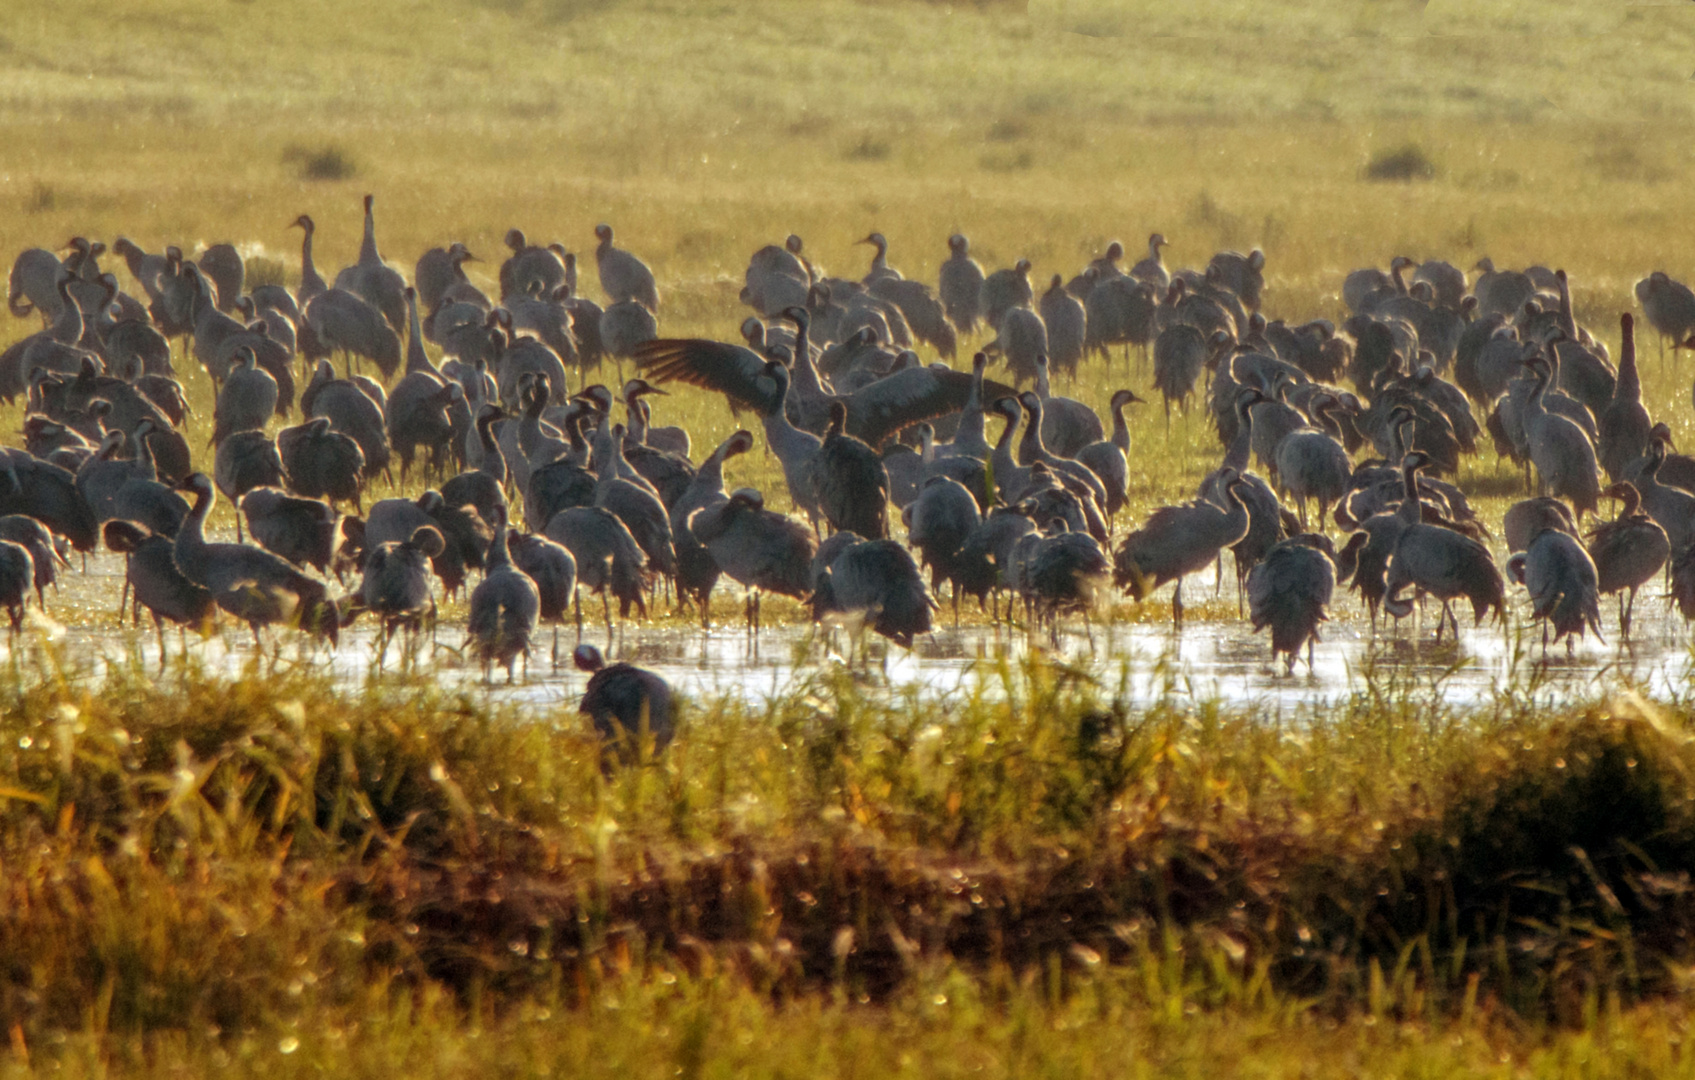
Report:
5,193,1695,746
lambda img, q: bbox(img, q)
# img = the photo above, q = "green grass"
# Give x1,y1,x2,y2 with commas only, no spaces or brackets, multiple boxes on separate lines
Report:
8,0,1695,1070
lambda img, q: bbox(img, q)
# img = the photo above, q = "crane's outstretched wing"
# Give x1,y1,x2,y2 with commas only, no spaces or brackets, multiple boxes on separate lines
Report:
845,367,1016,449
633,339,780,415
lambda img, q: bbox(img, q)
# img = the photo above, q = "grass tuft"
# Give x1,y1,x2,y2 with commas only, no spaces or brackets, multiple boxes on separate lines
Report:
1364,143,1438,182
282,144,357,182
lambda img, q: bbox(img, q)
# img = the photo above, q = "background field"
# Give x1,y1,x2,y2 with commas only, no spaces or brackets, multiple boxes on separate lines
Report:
6,1,1695,1074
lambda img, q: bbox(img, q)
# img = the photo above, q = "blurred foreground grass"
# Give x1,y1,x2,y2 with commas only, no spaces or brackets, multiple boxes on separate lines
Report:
0,655,1694,1073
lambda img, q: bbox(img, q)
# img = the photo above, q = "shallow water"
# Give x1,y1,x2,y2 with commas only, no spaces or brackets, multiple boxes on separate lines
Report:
20,544,1695,716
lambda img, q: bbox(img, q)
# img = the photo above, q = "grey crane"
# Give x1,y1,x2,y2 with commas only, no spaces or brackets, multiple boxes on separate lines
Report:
1130,233,1170,289
1503,496,1578,554
509,530,578,665
1520,354,1602,519
980,258,1033,332
1472,258,1537,320
1633,270,1695,360
1115,468,1252,626
104,519,214,662
594,224,659,312
668,429,754,623
0,539,31,634
741,235,811,317
1248,532,1366,672
544,505,649,639
362,490,488,599
812,536,934,650
1014,518,1112,643
1598,313,1651,481
499,231,566,302
858,232,901,285
1627,438,1695,554
1084,274,1159,363
869,276,957,358
593,422,676,582
415,242,478,313
574,643,674,765
467,511,540,682
1014,393,1110,523
278,417,365,511
211,346,278,447
110,429,191,541
198,243,244,314
0,515,63,609
0,449,100,552
623,379,689,457
1152,322,1207,422
810,400,890,540
112,238,171,304
1586,481,1668,639
171,474,340,647
7,245,67,322
1030,354,1103,457
1507,527,1601,652
1076,389,1142,519
504,284,580,368
994,304,1048,386
330,194,407,333
75,430,147,527
599,299,659,360
634,326,1005,450
1038,275,1086,374
690,487,816,632
387,287,466,479
905,474,981,600
303,286,403,382
938,234,985,334
358,523,444,664
1412,259,1466,311
0,276,100,399
304,360,391,482
1274,394,1354,528
1382,452,1504,640
441,405,510,526
240,487,340,574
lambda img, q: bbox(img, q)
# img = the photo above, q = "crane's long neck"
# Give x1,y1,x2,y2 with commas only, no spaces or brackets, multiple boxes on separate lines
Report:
992,411,1026,491
175,486,214,563
405,295,437,376
1223,403,1252,474
693,440,733,496
1398,462,1422,526
790,327,828,399
1616,323,1641,405
300,228,325,297
1111,400,1130,454
50,286,82,344
626,399,649,444
486,521,513,572
1557,276,1576,340
360,202,380,266
1017,401,1048,464
478,414,506,484
133,430,158,481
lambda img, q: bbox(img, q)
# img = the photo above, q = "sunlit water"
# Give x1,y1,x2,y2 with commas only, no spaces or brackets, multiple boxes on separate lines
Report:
16,546,1695,716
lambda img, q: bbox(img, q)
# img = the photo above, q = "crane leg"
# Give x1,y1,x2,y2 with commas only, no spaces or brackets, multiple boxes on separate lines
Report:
1173,579,1184,629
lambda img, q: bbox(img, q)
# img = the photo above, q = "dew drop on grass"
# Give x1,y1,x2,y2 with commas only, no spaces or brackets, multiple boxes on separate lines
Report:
278,1037,299,1055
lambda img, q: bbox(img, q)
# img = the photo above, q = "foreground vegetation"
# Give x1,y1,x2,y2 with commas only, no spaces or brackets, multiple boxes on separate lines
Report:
0,656,1692,1074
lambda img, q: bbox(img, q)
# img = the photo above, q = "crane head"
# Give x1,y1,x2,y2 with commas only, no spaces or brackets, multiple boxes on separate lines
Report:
572,643,606,674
